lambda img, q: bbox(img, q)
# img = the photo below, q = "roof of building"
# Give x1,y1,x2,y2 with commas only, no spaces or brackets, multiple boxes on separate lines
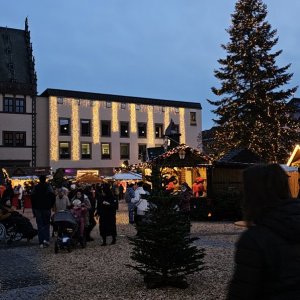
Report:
0,19,37,95
216,148,265,165
39,88,202,109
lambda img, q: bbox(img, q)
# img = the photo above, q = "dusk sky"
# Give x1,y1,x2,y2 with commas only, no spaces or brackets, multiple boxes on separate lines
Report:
2,0,300,130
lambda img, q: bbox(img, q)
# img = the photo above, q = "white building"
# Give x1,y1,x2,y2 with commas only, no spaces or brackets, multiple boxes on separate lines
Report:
37,89,202,175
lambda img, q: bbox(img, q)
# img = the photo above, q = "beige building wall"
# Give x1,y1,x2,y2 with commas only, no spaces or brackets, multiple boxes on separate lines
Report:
36,96,50,166
0,94,33,164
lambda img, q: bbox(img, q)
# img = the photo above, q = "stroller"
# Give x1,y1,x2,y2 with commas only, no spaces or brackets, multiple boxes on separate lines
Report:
0,211,38,245
53,209,87,253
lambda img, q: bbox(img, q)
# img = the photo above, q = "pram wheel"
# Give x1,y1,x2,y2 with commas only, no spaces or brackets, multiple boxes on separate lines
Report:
54,241,59,254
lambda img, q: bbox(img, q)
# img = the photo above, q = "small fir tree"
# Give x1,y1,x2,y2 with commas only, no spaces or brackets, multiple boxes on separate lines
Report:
127,166,205,289
208,0,298,163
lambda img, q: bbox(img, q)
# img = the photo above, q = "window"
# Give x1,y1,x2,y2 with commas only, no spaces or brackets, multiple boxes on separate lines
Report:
81,143,91,159
59,142,70,159
138,144,147,161
106,101,112,108
3,97,25,113
59,118,70,135
101,121,111,137
120,122,129,138
121,103,126,109
81,119,91,136
136,104,141,110
190,112,197,126
138,123,147,138
155,124,163,138
3,131,26,147
101,143,111,159
120,143,130,159
57,97,64,104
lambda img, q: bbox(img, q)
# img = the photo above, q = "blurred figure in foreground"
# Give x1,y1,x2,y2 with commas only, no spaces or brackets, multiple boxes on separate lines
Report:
227,164,300,300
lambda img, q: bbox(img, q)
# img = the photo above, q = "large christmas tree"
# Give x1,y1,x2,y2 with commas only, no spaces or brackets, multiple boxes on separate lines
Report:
208,0,298,163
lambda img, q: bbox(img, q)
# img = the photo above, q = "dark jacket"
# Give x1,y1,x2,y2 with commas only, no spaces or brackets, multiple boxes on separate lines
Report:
31,183,55,210
227,200,300,300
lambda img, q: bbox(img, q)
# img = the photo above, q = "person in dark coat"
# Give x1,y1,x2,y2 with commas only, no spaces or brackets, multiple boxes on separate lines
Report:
227,163,300,300
96,183,117,246
31,175,55,248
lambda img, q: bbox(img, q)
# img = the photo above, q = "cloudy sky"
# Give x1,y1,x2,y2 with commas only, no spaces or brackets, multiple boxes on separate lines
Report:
1,0,300,129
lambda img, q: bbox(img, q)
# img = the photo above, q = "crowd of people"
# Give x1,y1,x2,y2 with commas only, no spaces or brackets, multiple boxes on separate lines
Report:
2,164,300,298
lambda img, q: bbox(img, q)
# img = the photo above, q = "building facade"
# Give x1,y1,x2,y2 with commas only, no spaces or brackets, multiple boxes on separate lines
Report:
0,21,203,176
37,89,202,174
0,19,37,169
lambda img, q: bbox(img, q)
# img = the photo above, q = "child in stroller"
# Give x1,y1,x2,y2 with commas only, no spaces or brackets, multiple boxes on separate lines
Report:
53,200,87,253
0,203,37,244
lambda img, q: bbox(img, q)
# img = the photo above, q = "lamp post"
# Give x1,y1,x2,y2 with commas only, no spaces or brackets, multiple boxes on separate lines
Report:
178,149,186,160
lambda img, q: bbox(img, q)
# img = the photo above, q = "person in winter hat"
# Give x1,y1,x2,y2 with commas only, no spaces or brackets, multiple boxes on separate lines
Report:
227,164,300,300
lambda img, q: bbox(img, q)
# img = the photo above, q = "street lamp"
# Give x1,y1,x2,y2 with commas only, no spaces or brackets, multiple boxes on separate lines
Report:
179,149,186,160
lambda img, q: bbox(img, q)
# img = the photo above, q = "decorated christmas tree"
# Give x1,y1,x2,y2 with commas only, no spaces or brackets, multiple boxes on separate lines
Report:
127,166,205,289
208,0,298,162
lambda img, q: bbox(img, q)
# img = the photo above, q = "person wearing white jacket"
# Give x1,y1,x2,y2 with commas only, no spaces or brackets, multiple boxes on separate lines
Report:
131,181,149,227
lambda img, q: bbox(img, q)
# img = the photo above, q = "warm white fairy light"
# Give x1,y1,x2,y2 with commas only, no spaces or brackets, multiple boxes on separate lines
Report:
92,101,100,144
71,100,80,160
147,106,155,147
164,106,170,132
179,107,186,144
49,96,58,161
112,102,119,132
130,103,137,133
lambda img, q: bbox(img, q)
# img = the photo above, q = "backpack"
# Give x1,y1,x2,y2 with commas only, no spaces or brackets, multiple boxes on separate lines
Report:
125,190,132,203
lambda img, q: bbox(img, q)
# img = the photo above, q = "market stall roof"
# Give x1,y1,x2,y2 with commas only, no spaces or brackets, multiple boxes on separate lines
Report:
150,144,211,167
112,172,142,181
287,145,300,167
76,173,103,183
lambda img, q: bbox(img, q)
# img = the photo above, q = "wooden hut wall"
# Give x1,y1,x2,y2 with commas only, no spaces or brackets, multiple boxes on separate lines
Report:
211,167,244,195
288,171,299,198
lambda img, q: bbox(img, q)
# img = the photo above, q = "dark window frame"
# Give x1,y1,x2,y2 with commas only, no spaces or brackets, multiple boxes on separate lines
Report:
101,120,111,137
101,143,111,160
138,144,147,161
3,97,25,113
59,141,71,159
137,122,147,138
190,112,197,126
59,118,71,136
80,119,91,136
81,142,92,159
3,131,26,147
120,121,130,138
120,143,130,159
2,131,26,148
155,123,164,139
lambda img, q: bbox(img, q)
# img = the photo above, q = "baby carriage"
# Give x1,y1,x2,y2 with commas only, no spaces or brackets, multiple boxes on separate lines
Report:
53,207,87,253
0,211,37,245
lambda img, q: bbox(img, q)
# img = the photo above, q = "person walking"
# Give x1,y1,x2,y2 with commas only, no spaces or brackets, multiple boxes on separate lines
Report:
178,182,193,232
96,183,117,246
31,175,55,248
227,164,300,300
125,183,136,224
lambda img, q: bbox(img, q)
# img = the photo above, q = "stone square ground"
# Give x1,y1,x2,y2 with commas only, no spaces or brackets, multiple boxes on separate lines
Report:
0,202,245,300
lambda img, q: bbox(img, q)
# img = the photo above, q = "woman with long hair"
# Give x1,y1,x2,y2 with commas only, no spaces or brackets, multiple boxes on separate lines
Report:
227,163,300,299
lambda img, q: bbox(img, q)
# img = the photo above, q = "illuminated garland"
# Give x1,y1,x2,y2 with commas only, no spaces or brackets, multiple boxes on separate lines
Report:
92,101,100,144
179,107,186,144
71,100,80,160
49,96,58,161
147,106,155,147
